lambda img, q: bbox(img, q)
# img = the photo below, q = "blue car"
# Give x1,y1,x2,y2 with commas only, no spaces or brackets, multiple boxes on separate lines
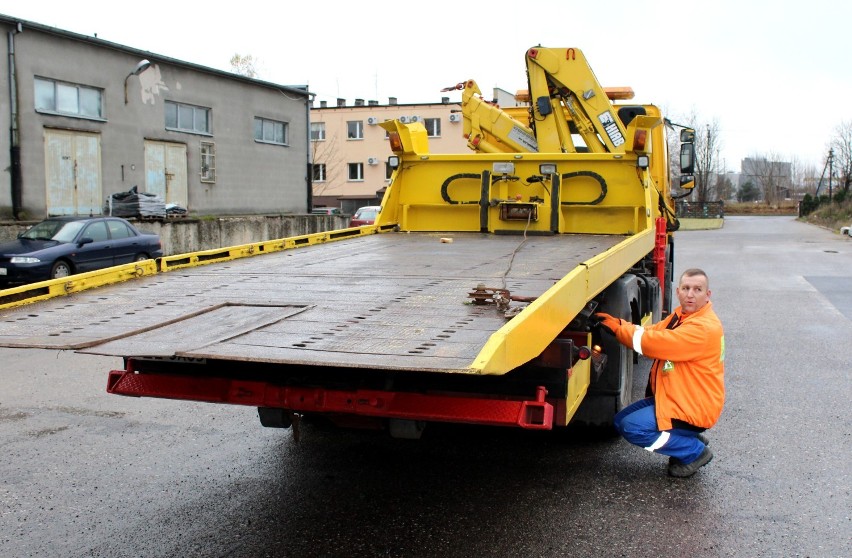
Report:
0,216,163,288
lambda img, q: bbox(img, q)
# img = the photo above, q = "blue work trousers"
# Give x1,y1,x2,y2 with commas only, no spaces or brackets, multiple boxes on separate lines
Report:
614,398,706,464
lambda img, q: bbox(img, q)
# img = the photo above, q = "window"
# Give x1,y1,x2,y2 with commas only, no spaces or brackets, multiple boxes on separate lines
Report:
424,117,441,138
312,164,326,182
107,220,134,239
82,221,109,242
201,142,216,183
348,162,364,181
310,122,326,141
34,77,103,119
254,117,288,145
165,101,211,134
347,121,363,140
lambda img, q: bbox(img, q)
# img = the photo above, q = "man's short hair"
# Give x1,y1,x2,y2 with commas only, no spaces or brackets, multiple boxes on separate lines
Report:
680,268,709,288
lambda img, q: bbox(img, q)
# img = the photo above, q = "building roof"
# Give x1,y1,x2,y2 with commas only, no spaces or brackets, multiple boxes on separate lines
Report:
0,13,311,98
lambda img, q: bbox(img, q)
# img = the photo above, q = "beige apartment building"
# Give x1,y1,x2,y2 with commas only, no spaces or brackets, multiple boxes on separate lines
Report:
309,97,468,213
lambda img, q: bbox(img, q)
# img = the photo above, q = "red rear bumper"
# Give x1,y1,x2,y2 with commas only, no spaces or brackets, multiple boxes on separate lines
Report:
107,365,554,430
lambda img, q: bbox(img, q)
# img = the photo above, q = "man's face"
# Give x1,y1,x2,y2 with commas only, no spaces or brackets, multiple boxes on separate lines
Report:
676,274,710,314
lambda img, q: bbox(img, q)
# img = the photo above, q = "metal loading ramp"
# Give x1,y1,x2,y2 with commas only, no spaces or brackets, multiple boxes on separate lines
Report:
0,232,623,373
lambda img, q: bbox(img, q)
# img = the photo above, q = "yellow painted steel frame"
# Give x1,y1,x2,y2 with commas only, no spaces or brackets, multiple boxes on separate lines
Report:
0,224,393,310
563,336,592,425
0,259,158,309
470,227,654,375
376,152,656,235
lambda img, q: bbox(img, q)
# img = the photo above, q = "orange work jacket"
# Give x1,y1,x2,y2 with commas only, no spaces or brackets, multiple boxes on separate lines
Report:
614,301,725,431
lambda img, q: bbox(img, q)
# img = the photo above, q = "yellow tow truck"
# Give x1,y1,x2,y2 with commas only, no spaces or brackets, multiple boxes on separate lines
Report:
0,47,695,438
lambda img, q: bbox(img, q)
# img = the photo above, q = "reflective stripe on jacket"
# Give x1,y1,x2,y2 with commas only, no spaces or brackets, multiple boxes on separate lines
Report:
614,301,725,430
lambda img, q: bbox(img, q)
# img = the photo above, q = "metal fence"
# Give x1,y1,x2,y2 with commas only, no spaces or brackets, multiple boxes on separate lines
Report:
676,200,725,218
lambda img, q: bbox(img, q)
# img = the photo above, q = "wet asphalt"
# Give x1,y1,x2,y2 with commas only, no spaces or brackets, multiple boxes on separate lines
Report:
0,216,849,557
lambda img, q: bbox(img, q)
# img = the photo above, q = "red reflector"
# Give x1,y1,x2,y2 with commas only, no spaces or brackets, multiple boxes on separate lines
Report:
578,346,592,360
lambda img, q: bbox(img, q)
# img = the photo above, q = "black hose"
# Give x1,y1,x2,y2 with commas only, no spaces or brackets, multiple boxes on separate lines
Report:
560,170,607,206
440,173,483,205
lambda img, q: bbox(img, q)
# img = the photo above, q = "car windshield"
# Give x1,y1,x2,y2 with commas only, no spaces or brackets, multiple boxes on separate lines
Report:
356,209,378,220
21,220,86,243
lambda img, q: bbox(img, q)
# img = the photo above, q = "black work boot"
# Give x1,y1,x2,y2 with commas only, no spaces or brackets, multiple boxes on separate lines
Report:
668,433,710,467
668,447,713,478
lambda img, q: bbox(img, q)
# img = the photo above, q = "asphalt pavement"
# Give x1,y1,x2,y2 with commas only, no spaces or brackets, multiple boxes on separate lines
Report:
0,216,849,557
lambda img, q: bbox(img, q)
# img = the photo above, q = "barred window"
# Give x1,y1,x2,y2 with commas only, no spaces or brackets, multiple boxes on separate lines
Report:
201,142,216,183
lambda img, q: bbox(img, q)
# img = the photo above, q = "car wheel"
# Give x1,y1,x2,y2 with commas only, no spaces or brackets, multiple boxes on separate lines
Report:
50,260,72,279
133,253,149,262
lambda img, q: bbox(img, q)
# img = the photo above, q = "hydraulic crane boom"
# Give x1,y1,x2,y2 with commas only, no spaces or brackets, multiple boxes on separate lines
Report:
524,47,629,154
442,80,539,154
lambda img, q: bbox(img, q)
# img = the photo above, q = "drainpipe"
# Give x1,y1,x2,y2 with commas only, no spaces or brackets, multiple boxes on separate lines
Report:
305,92,313,211
8,23,22,220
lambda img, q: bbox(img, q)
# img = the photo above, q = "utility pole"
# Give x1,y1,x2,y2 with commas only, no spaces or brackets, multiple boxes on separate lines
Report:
828,148,834,202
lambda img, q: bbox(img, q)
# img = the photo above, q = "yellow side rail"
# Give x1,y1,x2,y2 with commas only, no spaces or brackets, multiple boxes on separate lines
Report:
0,224,388,310
470,227,654,375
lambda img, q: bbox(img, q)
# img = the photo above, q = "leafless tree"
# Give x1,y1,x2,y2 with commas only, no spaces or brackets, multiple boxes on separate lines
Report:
828,120,852,195
714,173,735,201
743,152,791,205
230,54,258,78
790,156,819,196
668,110,724,202
694,119,724,202
311,131,345,200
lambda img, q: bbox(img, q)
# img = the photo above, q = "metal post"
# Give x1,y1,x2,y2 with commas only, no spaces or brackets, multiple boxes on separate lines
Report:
828,149,834,203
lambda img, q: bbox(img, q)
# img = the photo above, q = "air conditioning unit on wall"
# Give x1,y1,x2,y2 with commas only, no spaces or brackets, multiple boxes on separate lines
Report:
448,113,462,122
367,116,379,125
399,116,412,123
409,115,422,123
367,157,379,165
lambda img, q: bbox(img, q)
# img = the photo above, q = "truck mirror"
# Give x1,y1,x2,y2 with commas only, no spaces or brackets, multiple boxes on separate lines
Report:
680,128,695,143
680,175,695,190
680,143,695,174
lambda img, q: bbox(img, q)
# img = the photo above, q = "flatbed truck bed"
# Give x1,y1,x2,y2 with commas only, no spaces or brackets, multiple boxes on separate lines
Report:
0,231,622,374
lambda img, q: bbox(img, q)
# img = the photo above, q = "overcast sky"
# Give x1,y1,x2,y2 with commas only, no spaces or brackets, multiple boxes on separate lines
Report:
6,0,850,172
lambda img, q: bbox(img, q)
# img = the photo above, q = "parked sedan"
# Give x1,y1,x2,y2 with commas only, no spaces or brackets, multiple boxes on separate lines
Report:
0,216,162,287
349,206,381,227
311,207,343,215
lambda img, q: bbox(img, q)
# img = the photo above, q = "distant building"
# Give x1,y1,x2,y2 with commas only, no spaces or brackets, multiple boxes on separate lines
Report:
309,97,467,213
0,14,311,220
740,158,793,200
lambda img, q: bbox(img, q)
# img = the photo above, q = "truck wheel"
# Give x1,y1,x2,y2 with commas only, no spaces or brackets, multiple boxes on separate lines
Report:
573,275,638,430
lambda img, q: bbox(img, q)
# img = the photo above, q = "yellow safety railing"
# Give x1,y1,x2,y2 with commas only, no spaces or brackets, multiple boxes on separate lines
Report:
0,224,387,310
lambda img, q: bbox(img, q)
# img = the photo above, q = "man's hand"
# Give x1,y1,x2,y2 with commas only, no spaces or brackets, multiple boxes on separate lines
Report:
592,312,622,335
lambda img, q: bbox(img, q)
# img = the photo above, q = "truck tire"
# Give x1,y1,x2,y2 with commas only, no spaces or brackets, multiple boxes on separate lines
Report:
573,274,639,430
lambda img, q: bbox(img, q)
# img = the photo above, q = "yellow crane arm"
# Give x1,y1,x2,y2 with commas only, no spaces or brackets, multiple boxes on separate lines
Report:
444,80,539,153
525,47,628,154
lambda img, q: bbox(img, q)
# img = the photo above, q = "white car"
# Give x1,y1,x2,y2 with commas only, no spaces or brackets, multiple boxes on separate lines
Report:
841,225,851,237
